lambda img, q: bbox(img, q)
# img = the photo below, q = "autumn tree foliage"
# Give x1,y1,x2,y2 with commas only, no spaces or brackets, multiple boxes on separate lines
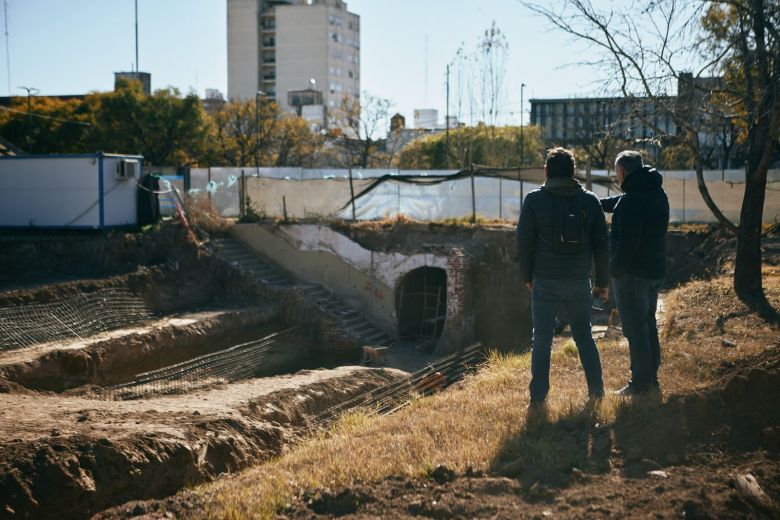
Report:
397,124,546,170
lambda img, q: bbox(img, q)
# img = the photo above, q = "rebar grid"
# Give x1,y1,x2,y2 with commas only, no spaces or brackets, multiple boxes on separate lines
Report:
312,342,485,427
0,288,153,352
102,327,299,400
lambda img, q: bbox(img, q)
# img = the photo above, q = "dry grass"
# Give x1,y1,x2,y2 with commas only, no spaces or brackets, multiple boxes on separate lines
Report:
196,271,779,519
185,194,233,234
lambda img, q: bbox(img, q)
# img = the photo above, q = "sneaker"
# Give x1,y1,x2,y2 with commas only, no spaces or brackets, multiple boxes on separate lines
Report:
614,383,649,396
526,400,549,422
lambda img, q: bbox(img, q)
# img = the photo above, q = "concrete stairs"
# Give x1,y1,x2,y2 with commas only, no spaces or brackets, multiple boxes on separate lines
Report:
211,237,395,347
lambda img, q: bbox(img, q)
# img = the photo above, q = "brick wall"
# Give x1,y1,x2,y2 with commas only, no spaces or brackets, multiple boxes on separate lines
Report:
437,247,474,354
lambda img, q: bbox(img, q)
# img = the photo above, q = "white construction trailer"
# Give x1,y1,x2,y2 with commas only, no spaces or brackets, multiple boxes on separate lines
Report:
0,153,143,229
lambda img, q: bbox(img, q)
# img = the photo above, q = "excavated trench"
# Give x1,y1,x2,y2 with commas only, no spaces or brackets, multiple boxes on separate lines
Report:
0,291,407,519
0,305,294,393
0,222,523,519
0,246,408,519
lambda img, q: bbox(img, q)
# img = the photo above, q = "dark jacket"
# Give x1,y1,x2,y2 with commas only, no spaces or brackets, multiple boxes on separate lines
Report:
601,165,669,279
516,176,610,287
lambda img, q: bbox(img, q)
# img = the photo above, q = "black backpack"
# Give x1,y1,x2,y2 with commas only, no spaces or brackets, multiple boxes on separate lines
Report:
542,191,590,254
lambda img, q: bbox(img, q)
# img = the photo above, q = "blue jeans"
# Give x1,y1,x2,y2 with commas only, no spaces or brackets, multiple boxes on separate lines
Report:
612,275,663,389
530,277,604,402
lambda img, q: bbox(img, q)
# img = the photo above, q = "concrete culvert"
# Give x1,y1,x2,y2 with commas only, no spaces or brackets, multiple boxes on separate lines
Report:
395,266,447,341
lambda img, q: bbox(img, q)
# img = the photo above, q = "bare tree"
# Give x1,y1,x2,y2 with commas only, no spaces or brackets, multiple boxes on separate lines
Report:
524,0,779,320
447,22,510,168
328,92,392,168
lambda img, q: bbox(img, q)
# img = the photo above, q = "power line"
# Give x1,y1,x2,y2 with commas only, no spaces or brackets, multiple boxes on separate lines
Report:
0,104,92,126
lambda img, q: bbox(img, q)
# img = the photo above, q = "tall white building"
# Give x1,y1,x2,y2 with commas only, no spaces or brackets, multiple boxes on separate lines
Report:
227,0,360,121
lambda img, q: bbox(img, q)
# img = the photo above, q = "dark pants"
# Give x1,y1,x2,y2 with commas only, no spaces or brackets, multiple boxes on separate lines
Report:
530,277,604,402
612,275,663,389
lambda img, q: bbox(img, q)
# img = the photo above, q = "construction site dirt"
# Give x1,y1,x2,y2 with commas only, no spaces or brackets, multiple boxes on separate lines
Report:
0,220,776,519
0,222,498,518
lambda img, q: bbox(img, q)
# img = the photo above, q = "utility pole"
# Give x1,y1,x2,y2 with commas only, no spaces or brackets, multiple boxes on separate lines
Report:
255,90,266,177
519,82,526,210
18,85,37,151
445,64,450,169
4,0,11,95
135,0,139,72
520,83,526,168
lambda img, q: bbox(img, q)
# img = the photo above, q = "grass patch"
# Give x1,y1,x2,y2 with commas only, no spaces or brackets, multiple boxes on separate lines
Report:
196,272,779,518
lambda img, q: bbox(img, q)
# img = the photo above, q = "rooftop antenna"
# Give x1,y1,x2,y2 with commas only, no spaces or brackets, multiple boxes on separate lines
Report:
134,0,139,72
3,0,10,95
424,34,429,106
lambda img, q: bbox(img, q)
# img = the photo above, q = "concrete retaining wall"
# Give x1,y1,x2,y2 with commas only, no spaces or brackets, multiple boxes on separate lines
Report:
232,223,454,335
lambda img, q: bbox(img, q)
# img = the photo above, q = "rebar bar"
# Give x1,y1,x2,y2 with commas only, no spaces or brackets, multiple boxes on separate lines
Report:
102,327,299,400
0,288,153,352
312,342,485,427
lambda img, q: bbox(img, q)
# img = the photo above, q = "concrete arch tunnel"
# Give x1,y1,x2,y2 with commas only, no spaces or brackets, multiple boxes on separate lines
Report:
395,266,448,341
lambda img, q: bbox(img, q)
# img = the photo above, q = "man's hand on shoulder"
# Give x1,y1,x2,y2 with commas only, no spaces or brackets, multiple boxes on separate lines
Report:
593,285,608,302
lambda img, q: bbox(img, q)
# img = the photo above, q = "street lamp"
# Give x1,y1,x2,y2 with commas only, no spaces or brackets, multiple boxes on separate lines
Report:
255,90,266,177
18,86,38,152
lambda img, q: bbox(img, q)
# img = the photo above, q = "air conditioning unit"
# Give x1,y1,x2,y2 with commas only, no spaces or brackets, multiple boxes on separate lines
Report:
116,159,139,180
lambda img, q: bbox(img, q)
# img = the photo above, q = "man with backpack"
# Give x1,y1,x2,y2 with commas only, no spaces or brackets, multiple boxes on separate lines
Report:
517,147,610,407
601,151,669,396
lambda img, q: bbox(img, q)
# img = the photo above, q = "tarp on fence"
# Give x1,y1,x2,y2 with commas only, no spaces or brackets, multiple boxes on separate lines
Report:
187,167,780,224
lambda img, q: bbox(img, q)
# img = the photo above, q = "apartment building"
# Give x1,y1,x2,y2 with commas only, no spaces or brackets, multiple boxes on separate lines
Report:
227,0,360,123
529,95,676,145
529,74,722,149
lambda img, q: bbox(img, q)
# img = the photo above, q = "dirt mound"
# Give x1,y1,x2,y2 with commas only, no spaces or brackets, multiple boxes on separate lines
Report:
0,306,282,393
0,223,201,292
0,367,408,519
275,453,780,519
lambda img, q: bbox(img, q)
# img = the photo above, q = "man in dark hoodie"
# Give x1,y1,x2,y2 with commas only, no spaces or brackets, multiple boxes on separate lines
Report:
601,150,670,396
517,147,610,406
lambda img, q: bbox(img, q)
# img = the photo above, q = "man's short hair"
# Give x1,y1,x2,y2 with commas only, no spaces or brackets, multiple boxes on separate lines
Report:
615,150,644,176
545,147,576,178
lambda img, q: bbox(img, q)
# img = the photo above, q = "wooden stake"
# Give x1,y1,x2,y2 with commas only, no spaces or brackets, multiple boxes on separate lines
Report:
348,167,356,221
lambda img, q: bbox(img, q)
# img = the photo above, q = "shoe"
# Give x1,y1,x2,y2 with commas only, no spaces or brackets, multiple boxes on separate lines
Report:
614,383,649,396
526,400,549,423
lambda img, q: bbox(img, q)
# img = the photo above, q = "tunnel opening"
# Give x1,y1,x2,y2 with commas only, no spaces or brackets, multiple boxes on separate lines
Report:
395,266,447,341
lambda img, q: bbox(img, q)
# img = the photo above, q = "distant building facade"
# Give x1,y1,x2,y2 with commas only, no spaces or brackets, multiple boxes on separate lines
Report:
114,71,152,95
529,74,727,164
529,96,676,145
227,0,360,125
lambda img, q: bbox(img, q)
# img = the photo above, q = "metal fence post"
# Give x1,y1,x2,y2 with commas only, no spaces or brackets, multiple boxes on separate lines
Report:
348,167,356,221
498,178,503,220
470,164,476,223
240,170,246,218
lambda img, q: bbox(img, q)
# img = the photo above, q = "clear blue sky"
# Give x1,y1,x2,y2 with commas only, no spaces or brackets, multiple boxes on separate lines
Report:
1,0,600,125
